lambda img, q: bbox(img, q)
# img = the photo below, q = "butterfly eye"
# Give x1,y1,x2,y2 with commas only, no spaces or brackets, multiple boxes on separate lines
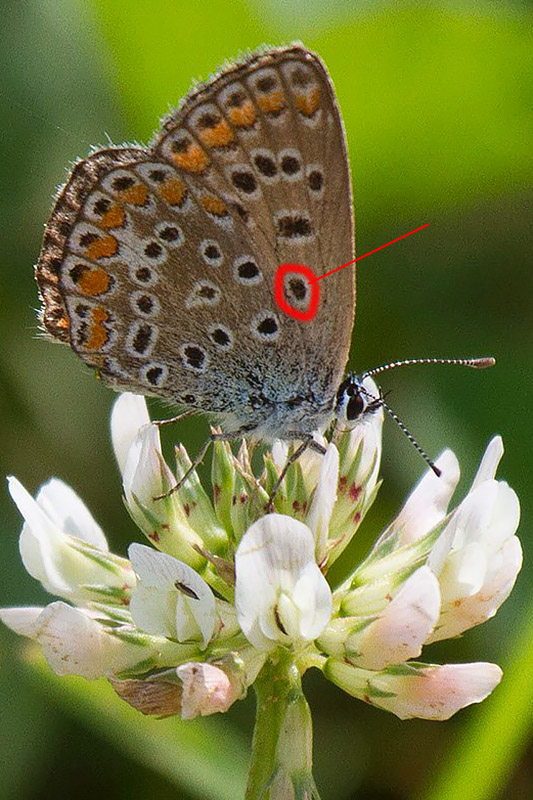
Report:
346,393,365,421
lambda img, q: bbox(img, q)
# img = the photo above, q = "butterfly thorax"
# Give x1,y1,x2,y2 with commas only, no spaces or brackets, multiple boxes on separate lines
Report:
216,388,337,441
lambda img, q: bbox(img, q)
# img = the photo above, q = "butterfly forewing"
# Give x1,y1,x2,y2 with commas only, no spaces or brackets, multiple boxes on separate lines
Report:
36,45,355,437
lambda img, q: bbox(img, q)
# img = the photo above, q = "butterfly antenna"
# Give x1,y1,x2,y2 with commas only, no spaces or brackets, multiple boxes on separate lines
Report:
358,384,442,477
380,397,442,477
358,356,495,474
361,356,495,379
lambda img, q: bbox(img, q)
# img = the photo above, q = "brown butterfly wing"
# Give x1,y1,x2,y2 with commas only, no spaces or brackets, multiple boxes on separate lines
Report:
36,46,354,433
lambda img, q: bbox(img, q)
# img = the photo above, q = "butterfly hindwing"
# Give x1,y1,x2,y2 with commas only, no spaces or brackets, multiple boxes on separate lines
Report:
36,45,355,435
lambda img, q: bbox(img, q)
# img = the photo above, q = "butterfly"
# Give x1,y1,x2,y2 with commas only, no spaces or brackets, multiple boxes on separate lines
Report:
35,44,493,492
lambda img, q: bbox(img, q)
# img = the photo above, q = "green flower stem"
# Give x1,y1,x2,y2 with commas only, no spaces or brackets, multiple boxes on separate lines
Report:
246,650,320,800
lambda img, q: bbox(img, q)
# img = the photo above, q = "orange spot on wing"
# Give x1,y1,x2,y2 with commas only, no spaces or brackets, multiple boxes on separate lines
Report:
201,194,228,216
86,307,110,350
257,90,285,114
78,268,111,296
228,102,256,127
85,235,118,260
160,177,187,206
199,119,234,147
295,87,320,116
57,316,70,331
172,143,209,173
98,205,125,228
119,183,149,205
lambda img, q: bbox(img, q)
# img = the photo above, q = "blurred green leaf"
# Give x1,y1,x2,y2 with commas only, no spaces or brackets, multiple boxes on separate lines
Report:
92,3,532,226
22,646,249,800
91,0,278,137
309,8,533,224
416,611,533,800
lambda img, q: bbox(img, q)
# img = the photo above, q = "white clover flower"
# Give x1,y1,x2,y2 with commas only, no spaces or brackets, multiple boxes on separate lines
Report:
235,515,332,650
7,476,135,606
128,543,216,648
2,391,521,796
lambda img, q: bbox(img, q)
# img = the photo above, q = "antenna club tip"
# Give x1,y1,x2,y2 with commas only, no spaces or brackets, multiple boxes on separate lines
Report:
432,465,443,478
473,357,496,369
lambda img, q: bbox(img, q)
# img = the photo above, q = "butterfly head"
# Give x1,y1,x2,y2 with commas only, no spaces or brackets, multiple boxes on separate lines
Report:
334,374,383,429
335,356,495,476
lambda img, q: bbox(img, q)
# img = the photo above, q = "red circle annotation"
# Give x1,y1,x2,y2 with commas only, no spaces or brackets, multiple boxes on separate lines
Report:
274,263,320,322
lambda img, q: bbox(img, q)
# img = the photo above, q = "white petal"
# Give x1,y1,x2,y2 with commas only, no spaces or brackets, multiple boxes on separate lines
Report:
9,477,70,591
471,436,504,489
306,443,339,559
356,376,384,480
379,662,503,720
10,476,132,603
0,606,45,637
17,602,150,679
440,542,488,598
429,536,523,642
337,376,383,482
389,450,460,545
235,514,332,650
122,423,168,504
128,544,215,648
33,478,107,549
483,481,521,550
297,433,328,492
271,440,288,470
111,393,151,475
325,659,502,720
353,567,441,670
431,481,520,577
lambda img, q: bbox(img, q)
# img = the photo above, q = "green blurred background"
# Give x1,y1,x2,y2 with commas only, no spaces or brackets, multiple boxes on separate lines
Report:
1,1,532,798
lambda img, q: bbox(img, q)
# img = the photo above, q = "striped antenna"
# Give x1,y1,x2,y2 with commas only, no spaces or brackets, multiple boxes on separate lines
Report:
362,356,495,380
358,384,442,477
380,397,441,477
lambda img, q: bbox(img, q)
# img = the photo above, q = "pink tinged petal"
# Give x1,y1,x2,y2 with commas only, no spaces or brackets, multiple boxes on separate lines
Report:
306,443,339,560
428,536,523,642
430,481,520,580
177,662,240,718
0,606,45,637
235,514,332,650
324,659,502,720
11,602,151,679
111,393,151,475
351,567,441,670
128,544,215,648
389,450,460,546
471,435,504,489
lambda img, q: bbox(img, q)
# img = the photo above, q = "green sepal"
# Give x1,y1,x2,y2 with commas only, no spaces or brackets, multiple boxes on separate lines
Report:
174,444,228,553
211,438,235,534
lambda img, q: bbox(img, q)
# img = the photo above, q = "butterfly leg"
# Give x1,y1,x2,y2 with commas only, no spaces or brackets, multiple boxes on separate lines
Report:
153,410,194,427
153,425,254,501
267,435,327,511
